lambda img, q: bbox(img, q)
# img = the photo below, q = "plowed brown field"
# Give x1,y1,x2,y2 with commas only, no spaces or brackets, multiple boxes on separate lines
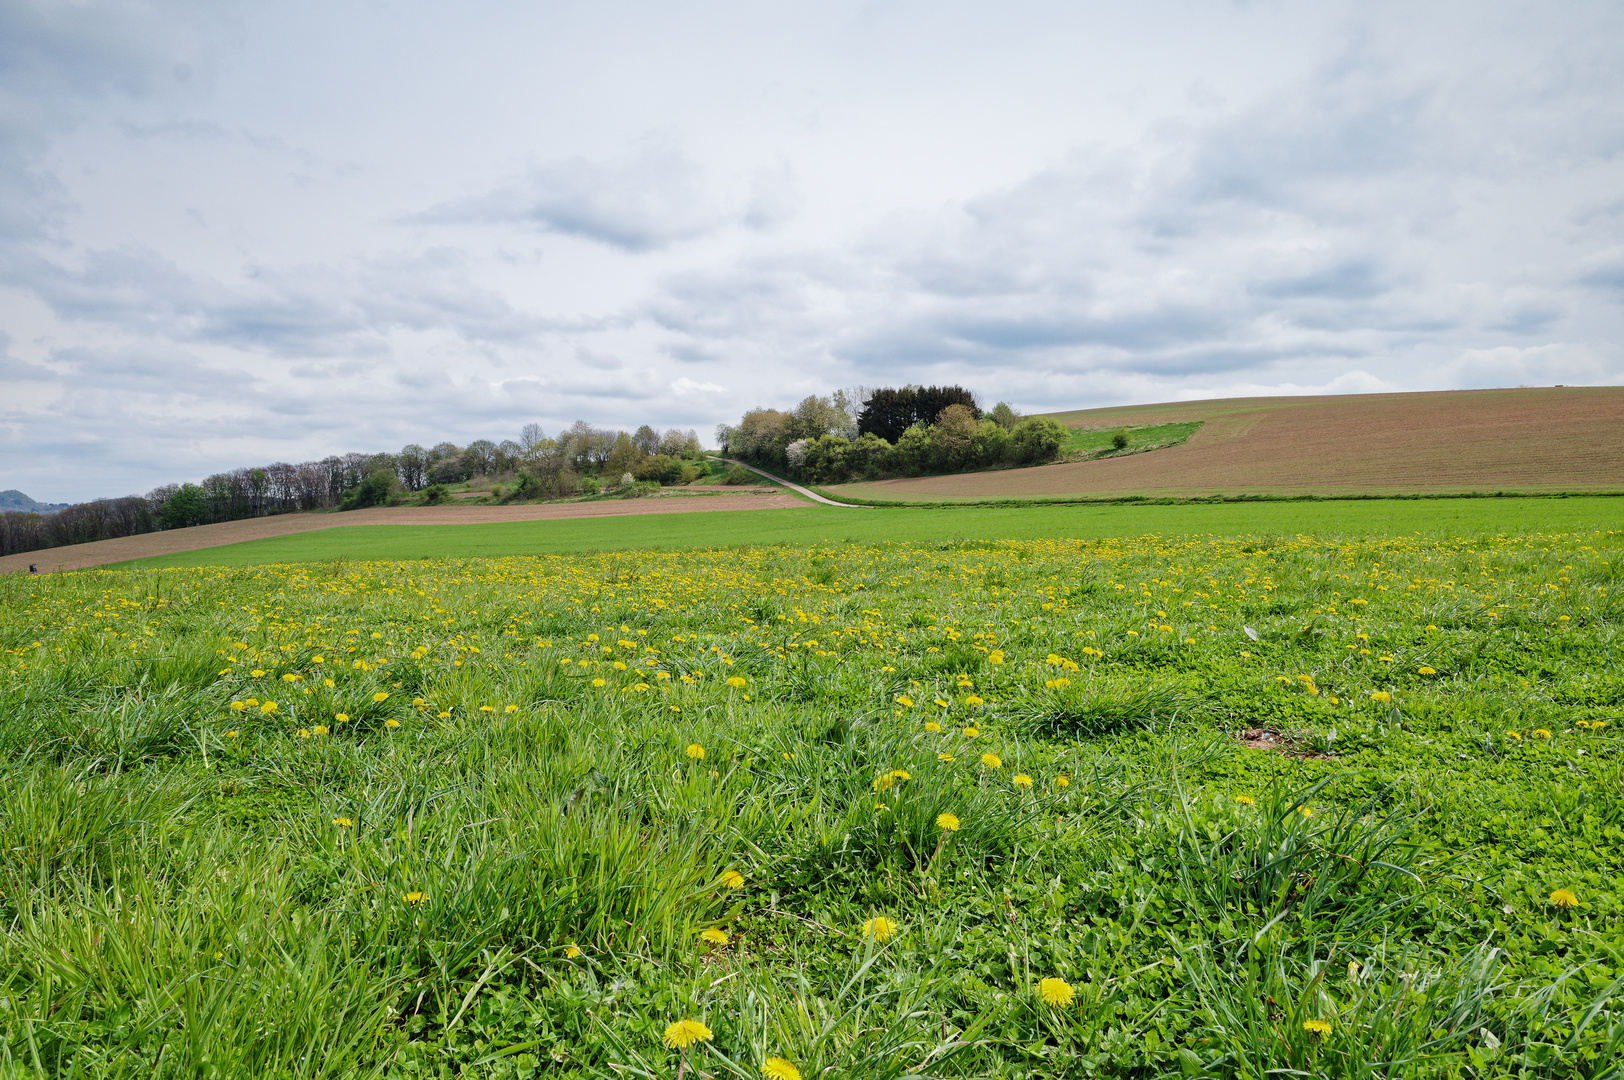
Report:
828,387,1624,501
0,489,801,575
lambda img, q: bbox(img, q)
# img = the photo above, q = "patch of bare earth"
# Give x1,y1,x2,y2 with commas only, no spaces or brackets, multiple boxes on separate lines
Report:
829,386,1624,500
1234,728,1334,761
1,489,804,574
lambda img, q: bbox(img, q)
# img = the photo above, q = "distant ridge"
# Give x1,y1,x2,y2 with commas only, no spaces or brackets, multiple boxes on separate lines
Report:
0,490,71,513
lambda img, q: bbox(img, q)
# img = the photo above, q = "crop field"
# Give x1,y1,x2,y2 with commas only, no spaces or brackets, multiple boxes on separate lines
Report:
2,517,1622,1078
104,496,1624,569
829,387,1624,502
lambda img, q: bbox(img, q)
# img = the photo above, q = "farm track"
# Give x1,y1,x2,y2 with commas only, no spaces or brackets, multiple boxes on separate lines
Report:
830,386,1624,501
0,489,804,574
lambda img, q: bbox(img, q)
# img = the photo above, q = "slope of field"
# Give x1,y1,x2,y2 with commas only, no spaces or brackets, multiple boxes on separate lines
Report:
0,489,800,575
106,496,1624,568
829,386,1624,501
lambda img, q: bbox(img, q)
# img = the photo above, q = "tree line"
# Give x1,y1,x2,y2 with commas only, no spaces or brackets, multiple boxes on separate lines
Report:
715,385,1069,484
0,422,703,558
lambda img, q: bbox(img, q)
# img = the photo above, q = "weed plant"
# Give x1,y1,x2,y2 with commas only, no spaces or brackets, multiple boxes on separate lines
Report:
1,527,1621,1077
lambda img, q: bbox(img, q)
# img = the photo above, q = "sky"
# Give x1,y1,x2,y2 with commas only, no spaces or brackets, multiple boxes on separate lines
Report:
2,0,1622,503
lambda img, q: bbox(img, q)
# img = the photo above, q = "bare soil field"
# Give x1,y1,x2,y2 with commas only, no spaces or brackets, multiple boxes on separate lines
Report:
829,386,1624,501
0,489,801,575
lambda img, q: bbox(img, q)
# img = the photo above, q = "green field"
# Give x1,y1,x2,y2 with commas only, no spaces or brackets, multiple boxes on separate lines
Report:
115,496,1624,568
1064,422,1202,456
4,500,1624,1077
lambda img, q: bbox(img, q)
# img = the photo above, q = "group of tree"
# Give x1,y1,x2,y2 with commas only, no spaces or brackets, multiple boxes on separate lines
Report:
716,386,1067,484
0,422,704,558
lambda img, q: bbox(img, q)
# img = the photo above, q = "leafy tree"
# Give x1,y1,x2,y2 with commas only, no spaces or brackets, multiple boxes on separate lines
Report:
988,402,1021,430
930,403,980,471
338,468,398,511
1011,416,1068,465
857,385,980,442
159,483,208,530
633,424,661,456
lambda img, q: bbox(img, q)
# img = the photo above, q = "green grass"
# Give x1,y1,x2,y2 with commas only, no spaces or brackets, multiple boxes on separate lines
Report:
4,515,1624,1077
112,496,1624,568
1065,421,1202,456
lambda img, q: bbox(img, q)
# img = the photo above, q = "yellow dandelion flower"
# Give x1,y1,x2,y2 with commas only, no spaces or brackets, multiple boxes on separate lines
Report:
1013,773,1033,788
686,743,705,760
962,726,979,738
334,712,349,723
727,676,747,688
251,669,266,678
980,752,1002,769
936,812,960,831
938,752,955,763
720,869,745,889
260,701,278,715
479,704,495,712
1417,666,1436,675
312,724,329,736
761,1058,801,1080
1303,1018,1331,1036
1506,730,1522,740
924,720,941,732
592,678,607,687
372,691,389,702
383,718,401,729
224,730,238,738
1550,888,1579,909
895,695,914,707
229,701,246,711
861,916,898,942
934,697,949,708
700,928,729,945
1038,977,1075,1007
563,944,582,958
296,728,310,738
1054,774,1069,788
1533,728,1552,739
987,649,1004,664
332,817,353,827
404,891,425,904
662,1019,713,1049
964,694,984,705
1235,795,1255,806
1370,691,1391,703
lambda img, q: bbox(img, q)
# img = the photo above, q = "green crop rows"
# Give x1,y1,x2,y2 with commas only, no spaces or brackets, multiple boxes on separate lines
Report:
2,521,1622,1077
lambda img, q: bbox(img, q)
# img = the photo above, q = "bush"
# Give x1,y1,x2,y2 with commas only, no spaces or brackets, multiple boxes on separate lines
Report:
421,483,450,505
635,455,685,485
619,481,661,499
1011,417,1068,465
580,476,601,495
338,469,397,511
1111,428,1130,450
724,466,755,485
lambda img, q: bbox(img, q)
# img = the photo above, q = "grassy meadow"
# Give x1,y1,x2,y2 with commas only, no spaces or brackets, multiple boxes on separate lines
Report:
110,495,1624,568
2,510,1623,1077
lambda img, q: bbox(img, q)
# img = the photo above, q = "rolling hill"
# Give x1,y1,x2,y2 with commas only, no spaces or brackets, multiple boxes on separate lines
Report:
826,386,1624,501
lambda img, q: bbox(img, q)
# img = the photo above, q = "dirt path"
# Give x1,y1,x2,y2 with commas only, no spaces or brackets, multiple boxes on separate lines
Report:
718,459,869,507
1,490,805,574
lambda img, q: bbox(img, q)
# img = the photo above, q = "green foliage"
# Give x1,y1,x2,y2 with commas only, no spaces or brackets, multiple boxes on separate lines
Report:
1011,415,1068,464
159,482,208,530
724,465,755,485
421,482,451,505
338,468,398,511
1111,428,1130,450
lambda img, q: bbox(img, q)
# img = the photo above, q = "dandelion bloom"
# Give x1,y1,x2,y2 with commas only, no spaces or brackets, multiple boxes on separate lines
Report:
684,743,706,761
1550,888,1579,909
962,726,979,738
1417,666,1436,675
479,705,495,713
1370,691,1391,703
1054,775,1069,789
1303,1018,1331,1036
404,891,425,904
700,928,730,945
1299,806,1314,817
297,728,311,739
384,718,401,729
592,678,607,687
251,669,266,678
1037,978,1075,1007
895,695,914,707
1533,728,1552,739
861,916,898,941
229,701,247,711
662,1019,714,1049
332,817,353,827
372,692,389,702
260,701,278,715
937,753,955,763
980,752,1002,769
720,869,745,889
1505,730,1522,740
761,1058,801,1080
563,944,582,958
334,713,349,723
1347,960,1360,978
936,813,960,831
225,730,238,739
727,676,747,688
988,650,1004,664
924,721,941,733
1235,795,1255,806
312,724,329,736
964,695,984,706
1012,773,1033,789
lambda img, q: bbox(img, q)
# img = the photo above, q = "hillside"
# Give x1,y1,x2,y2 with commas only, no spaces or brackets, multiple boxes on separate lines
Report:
826,386,1624,500
0,489,68,513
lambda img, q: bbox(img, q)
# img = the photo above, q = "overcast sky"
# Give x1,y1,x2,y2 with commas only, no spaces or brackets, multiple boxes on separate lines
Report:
2,0,1622,501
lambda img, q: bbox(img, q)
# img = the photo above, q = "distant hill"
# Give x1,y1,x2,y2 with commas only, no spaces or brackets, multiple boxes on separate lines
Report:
827,386,1624,500
0,490,71,513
